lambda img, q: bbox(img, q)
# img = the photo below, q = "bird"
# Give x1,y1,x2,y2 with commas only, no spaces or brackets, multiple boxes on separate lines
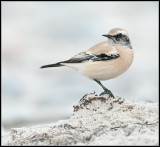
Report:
41,28,134,98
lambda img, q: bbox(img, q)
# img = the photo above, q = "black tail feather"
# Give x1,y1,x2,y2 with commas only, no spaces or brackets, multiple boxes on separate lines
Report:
40,62,63,68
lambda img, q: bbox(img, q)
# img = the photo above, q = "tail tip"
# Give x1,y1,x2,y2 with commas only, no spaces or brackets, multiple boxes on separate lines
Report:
40,65,51,68
40,62,62,69
40,65,45,69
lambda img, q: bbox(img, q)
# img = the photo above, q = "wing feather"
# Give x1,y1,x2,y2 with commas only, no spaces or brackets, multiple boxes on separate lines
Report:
61,47,120,63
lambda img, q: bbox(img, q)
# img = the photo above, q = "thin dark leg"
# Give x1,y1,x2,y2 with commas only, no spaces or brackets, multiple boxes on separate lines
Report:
94,80,115,98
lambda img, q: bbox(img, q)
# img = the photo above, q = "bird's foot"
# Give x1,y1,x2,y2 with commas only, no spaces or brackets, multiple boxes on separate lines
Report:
100,90,115,98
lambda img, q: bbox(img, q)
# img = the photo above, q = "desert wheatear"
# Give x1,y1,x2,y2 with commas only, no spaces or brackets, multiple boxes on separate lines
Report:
41,28,134,98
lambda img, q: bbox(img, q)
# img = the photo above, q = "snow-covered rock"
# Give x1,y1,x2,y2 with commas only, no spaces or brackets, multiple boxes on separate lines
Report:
2,92,159,145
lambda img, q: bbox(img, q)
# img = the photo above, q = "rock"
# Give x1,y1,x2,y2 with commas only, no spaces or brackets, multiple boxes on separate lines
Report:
2,93,159,145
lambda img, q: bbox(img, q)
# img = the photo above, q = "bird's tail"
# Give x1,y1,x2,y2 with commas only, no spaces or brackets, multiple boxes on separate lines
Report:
40,62,64,68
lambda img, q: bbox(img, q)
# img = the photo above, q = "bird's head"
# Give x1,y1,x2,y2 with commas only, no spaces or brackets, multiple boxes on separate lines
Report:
102,28,132,49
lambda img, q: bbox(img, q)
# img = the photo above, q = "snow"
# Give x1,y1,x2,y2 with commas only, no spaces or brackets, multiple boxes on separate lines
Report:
2,93,158,145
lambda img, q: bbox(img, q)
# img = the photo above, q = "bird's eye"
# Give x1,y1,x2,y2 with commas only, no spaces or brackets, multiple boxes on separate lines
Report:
116,33,123,38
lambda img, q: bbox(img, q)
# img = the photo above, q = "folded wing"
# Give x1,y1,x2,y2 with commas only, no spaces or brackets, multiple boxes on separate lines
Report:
62,47,120,63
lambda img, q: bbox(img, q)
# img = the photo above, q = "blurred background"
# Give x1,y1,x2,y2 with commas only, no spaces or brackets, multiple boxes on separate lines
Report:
2,2,158,134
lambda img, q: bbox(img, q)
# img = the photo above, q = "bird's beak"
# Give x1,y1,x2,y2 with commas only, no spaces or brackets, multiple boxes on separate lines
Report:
102,34,112,38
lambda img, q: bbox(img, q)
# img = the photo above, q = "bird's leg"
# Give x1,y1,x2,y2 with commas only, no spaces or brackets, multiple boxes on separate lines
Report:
94,80,115,98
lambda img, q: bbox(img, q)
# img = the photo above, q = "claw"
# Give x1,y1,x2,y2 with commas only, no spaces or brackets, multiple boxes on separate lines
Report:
99,90,115,98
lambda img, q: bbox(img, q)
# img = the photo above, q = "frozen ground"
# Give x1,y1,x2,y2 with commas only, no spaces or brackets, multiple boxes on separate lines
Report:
2,93,158,145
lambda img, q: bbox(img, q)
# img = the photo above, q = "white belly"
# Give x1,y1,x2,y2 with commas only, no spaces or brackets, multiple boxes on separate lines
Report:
81,60,129,80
